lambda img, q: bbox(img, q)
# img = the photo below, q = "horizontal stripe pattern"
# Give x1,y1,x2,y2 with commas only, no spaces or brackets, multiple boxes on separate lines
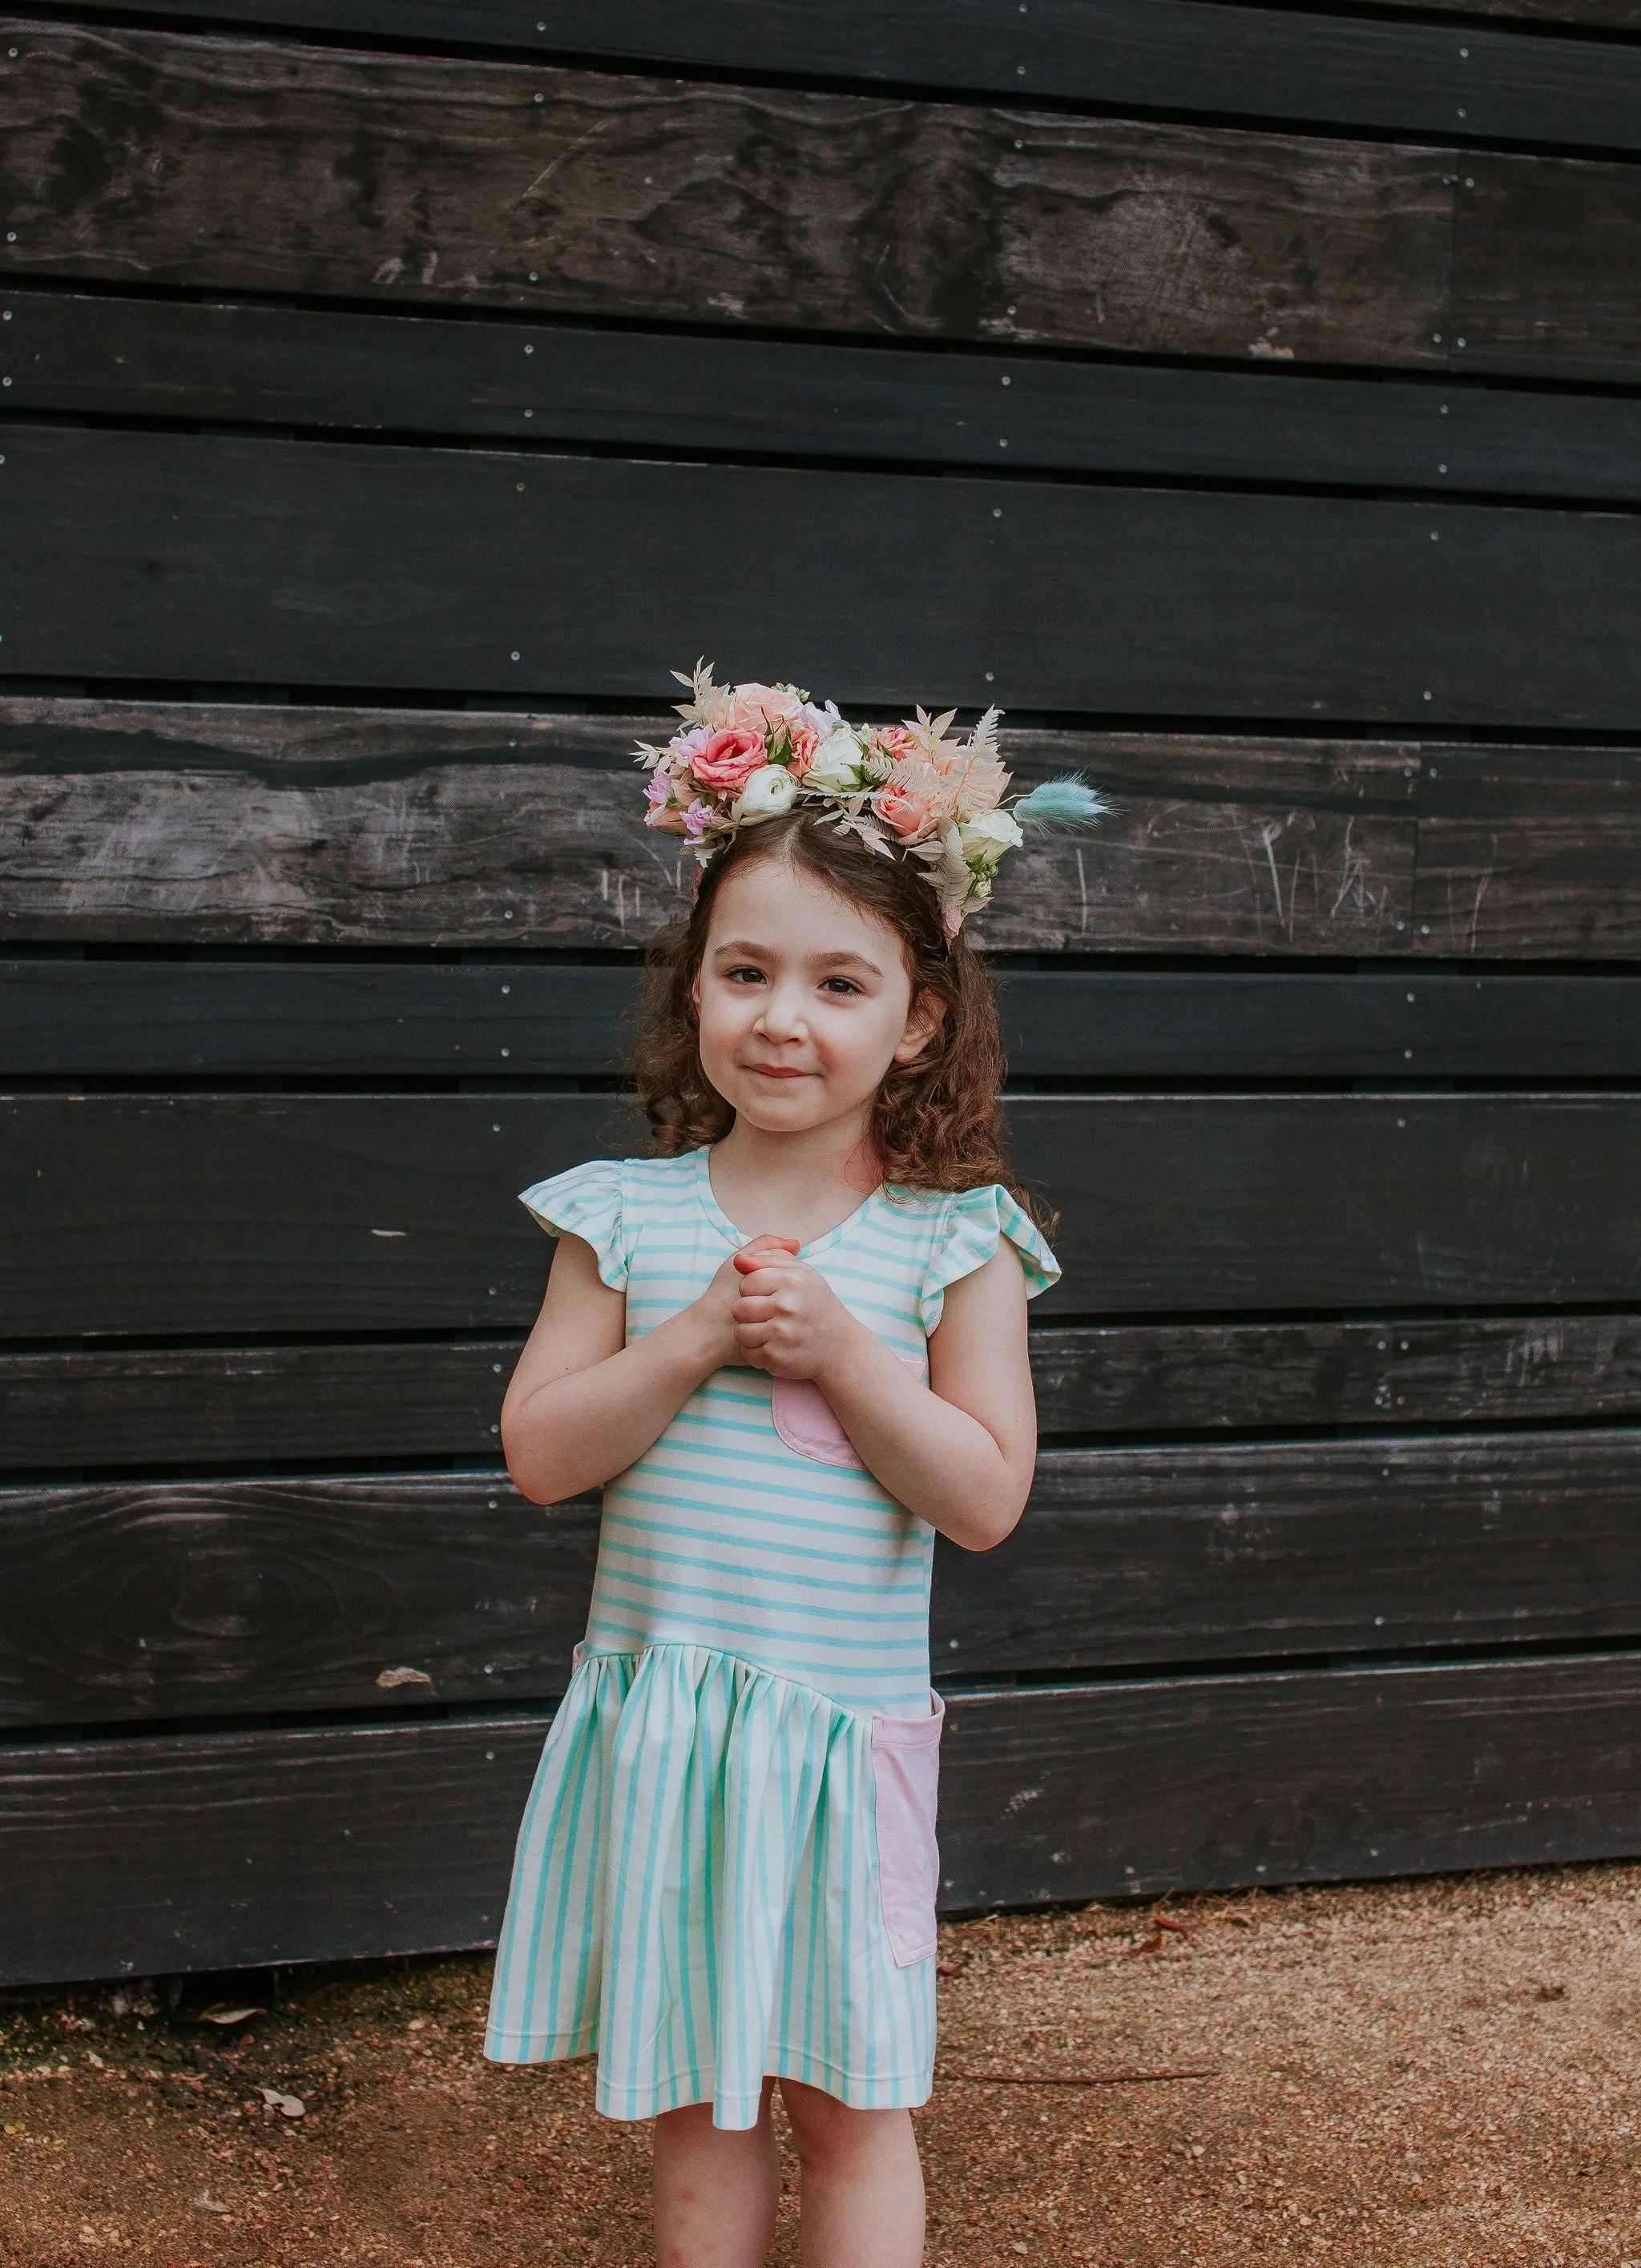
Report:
520,1148,1058,1714
490,1150,1056,2117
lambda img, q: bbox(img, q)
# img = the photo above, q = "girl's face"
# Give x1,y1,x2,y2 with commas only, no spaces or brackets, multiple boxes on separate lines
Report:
693,855,941,1140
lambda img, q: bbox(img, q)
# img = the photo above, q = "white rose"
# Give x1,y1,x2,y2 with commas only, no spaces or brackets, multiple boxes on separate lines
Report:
800,727,865,795
958,808,1024,863
733,763,800,823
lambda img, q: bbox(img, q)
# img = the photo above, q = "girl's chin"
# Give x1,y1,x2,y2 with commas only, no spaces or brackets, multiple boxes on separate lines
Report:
731,1087,827,1126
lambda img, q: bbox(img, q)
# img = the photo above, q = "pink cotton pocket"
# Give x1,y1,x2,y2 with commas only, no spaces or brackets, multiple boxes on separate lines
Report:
870,1694,945,1968
770,1377,865,1468
770,1356,924,1469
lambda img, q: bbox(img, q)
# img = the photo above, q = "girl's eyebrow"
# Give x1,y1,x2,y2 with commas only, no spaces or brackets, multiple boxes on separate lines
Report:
710,938,883,977
810,949,885,977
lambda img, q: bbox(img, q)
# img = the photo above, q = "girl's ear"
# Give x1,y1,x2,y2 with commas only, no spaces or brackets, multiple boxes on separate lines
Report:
893,987,945,1066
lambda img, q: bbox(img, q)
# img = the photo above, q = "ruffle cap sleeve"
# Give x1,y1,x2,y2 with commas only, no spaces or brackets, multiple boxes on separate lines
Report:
518,1160,628,1291
917,1184,1060,1335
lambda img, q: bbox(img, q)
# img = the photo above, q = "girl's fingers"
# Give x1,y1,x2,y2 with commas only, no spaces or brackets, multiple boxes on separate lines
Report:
734,1237,800,1275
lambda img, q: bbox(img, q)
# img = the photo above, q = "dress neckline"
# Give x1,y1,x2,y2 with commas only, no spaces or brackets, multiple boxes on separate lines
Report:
692,1145,885,1263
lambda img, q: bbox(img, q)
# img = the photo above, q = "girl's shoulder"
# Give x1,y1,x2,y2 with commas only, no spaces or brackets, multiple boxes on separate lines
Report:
883,1182,1061,1334
518,1152,696,1290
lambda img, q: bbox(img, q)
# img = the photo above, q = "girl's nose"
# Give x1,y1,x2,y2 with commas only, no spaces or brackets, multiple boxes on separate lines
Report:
754,988,808,1042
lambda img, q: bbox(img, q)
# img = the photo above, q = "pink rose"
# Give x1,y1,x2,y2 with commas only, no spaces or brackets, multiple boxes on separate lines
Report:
875,781,936,840
690,726,767,792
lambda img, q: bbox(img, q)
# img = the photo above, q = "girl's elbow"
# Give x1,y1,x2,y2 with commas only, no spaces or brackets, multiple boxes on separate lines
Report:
956,1485,1030,1553
501,1425,571,1507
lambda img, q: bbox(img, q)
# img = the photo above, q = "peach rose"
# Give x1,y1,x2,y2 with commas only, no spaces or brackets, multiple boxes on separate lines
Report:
874,780,937,840
725,683,803,735
690,726,767,792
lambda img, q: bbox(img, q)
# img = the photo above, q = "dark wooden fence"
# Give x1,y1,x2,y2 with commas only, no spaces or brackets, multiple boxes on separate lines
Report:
2,0,1640,1985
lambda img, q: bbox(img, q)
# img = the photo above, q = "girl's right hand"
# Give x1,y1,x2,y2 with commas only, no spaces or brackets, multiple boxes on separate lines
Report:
689,1234,800,1369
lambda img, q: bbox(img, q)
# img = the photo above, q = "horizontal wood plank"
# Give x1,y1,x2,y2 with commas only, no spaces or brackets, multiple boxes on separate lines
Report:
0,22,1455,370
941,1653,1641,1907
1455,153,1641,386
943,1429,1641,1674
0,1340,521,1471
1030,1314,1641,1435
58,0,1641,147
2,1094,1639,1335
1414,743,1641,955
9,292,1641,506
6,1653,1641,1980
6,1312,1641,1471
5,702,1638,957
0,1712,548,1981
10,962,1641,1078
0,1475,593,1725
2,1432,1638,1722
6,432,1641,725
0,962,646,1079
0,703,1422,956
1022,1094,1641,1315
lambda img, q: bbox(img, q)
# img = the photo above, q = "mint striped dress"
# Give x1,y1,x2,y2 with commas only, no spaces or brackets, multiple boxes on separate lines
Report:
483,1147,1058,2129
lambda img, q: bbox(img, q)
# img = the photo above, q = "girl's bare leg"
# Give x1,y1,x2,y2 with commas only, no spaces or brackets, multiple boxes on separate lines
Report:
652,2081,780,2268
778,2078,925,2268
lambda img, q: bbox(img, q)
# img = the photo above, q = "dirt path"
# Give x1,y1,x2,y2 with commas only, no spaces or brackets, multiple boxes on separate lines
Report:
2,1863,1638,2266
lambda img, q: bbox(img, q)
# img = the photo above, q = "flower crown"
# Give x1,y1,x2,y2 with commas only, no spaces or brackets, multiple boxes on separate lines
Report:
637,663,1107,934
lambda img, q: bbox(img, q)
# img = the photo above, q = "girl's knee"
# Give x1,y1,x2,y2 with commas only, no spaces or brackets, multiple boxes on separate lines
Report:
778,2080,908,2166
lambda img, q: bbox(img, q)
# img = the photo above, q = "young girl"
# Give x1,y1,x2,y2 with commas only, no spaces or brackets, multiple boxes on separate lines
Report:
484,672,1102,2267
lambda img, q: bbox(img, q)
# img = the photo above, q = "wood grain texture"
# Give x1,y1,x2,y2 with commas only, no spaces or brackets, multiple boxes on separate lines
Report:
14,431,1641,727
10,961,1641,1078
6,1313,1640,1471
0,1340,522,1471
56,0,1641,147
0,1474,594,1725
4,701,1639,959
941,1653,1641,1907
0,1712,549,1983
7,1654,1641,1981
10,291,1641,506
0,21,1454,369
0,961,645,1078
1019,1094,1641,1315
3,1094,1639,1335
1454,155,1641,385
1413,743,1641,955
2,1431,1637,1724
1030,1314,1641,1435
0,703,1420,955
941,1429,1641,1675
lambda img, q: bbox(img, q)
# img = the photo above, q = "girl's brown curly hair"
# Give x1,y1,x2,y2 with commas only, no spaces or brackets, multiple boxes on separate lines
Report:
633,807,1032,1209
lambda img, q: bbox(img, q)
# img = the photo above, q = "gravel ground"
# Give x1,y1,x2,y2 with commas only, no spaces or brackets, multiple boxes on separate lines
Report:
2,1862,1639,2266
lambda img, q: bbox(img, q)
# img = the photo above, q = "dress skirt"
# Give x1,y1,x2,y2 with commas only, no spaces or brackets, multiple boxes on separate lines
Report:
483,1641,942,2130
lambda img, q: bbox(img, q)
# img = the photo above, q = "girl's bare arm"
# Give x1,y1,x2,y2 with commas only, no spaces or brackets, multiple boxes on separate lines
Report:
732,1247,1037,1552
501,1231,792,1504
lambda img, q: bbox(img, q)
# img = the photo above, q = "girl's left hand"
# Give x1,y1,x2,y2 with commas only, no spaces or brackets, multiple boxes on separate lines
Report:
730,1246,861,1380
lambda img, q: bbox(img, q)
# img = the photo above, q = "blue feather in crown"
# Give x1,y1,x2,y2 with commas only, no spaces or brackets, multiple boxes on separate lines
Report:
1010,772,1110,831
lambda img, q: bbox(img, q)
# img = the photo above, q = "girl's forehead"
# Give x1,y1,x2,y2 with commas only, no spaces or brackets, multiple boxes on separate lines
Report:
705,856,904,955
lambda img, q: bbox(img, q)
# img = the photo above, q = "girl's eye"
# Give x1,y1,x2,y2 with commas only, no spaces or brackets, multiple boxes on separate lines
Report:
820,977,861,997
724,965,766,985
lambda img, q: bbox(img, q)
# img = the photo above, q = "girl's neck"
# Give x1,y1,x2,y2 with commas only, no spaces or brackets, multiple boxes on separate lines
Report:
707,1113,882,1247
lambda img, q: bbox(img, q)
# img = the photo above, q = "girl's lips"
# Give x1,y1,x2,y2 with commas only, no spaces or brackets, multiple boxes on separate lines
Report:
745,1062,810,1080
